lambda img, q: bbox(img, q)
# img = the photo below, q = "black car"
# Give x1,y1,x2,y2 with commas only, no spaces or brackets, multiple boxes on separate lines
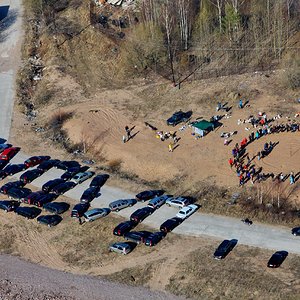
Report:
0,200,20,212
7,187,32,201
213,240,236,260
33,193,57,207
135,190,165,202
144,231,166,247
15,206,41,219
113,220,136,236
23,191,46,204
2,164,26,176
124,231,152,244
267,251,288,268
0,180,25,194
37,214,62,227
52,181,76,195
0,159,9,170
89,174,109,188
160,217,182,233
37,159,60,171
20,169,44,184
55,160,81,171
80,186,100,203
291,227,300,236
42,178,65,193
166,110,192,126
61,166,89,181
0,170,8,180
130,207,154,223
43,202,70,214
71,203,90,218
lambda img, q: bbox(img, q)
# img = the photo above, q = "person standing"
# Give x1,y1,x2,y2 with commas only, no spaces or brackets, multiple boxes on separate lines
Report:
229,158,234,168
290,172,295,185
125,126,131,141
168,142,173,152
239,99,243,109
122,135,127,143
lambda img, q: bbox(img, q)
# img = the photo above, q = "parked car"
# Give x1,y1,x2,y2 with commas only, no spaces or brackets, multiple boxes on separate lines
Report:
37,159,60,171
135,190,164,202
52,181,76,195
15,206,41,219
89,174,109,188
83,208,110,222
160,217,182,233
60,166,88,181
37,214,62,227
176,204,198,219
109,242,135,255
0,159,9,170
267,251,288,268
71,171,94,184
109,198,137,212
0,181,25,194
2,163,26,176
291,227,300,236
80,186,100,203
124,231,152,244
71,203,90,218
113,220,136,236
166,110,192,126
144,231,166,247
43,202,70,214
165,196,191,209
55,160,80,171
213,240,235,260
33,193,57,207
130,207,154,223
0,143,11,153
20,169,44,184
0,147,20,160
42,178,65,193
7,187,32,201
148,195,173,209
0,200,20,212
23,191,46,205
24,156,51,168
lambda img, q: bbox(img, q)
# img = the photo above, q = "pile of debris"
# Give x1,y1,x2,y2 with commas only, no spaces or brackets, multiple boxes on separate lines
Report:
94,0,136,8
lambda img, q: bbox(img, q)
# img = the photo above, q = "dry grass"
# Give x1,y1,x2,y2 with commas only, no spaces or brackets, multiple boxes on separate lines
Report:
167,244,300,300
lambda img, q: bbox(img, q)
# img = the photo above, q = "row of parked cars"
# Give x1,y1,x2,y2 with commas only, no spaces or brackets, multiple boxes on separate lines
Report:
109,190,200,254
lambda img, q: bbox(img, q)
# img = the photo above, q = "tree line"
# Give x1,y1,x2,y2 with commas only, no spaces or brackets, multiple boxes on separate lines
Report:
122,0,300,85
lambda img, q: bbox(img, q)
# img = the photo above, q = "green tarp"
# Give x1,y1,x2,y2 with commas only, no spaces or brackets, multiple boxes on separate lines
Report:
192,120,214,131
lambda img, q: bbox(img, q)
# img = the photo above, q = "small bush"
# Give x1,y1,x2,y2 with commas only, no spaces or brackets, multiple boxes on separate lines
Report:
107,159,123,172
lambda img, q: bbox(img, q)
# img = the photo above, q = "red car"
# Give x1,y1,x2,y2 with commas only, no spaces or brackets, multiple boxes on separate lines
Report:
0,147,20,160
24,156,51,168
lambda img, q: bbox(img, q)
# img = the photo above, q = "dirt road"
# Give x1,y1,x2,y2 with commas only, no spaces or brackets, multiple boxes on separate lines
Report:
0,254,183,300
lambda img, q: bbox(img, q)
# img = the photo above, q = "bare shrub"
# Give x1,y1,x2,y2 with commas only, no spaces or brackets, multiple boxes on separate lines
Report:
107,159,123,172
46,110,73,129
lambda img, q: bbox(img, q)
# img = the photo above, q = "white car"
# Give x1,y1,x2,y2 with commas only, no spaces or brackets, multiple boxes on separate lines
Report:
166,196,191,209
71,171,94,184
176,204,198,219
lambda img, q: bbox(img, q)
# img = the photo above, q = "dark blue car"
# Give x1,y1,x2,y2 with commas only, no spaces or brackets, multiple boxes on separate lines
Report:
166,110,192,126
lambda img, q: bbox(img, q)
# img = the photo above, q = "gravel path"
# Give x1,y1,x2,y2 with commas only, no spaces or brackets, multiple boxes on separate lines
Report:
0,254,184,300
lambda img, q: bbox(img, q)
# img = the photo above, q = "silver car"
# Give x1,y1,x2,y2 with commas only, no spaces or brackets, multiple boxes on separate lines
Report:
83,208,110,222
71,171,94,184
109,242,135,255
109,199,137,212
165,196,191,209
148,195,173,209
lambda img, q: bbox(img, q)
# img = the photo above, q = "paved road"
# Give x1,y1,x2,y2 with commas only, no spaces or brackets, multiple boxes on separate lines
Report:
1,0,300,259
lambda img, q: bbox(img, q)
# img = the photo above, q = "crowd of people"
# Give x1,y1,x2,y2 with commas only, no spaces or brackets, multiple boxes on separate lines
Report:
228,109,299,187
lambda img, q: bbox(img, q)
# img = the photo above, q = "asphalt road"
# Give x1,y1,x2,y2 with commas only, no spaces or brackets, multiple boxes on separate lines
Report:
1,0,300,259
